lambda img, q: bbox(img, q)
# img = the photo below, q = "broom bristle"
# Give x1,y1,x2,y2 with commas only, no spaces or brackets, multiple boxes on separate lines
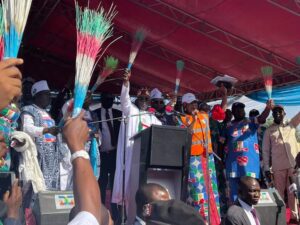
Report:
0,5,4,60
2,0,33,58
134,28,146,43
73,2,117,117
296,56,300,65
261,65,273,76
176,60,185,72
104,56,118,71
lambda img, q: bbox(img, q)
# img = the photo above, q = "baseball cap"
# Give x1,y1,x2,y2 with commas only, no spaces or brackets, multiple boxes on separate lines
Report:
182,93,197,104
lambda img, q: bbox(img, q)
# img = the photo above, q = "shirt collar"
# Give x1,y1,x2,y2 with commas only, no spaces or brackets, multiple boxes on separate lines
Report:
136,216,146,225
238,198,253,212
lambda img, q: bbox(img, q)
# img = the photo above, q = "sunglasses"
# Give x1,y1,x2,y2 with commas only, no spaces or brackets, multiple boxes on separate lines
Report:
152,100,164,104
138,96,150,102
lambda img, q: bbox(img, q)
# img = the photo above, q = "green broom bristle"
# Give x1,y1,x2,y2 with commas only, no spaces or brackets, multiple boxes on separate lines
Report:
75,2,116,40
176,60,185,72
104,56,118,71
261,65,273,76
0,6,3,36
296,56,300,65
134,28,146,42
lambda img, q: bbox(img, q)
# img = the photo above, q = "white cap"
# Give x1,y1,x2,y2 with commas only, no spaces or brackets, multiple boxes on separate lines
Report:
31,80,50,96
150,88,163,99
182,93,197,104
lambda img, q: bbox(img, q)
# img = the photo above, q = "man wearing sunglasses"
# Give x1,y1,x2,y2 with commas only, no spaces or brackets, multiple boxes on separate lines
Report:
150,88,178,126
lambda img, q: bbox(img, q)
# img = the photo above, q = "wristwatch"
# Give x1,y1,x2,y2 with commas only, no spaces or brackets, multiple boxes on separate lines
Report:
71,150,90,163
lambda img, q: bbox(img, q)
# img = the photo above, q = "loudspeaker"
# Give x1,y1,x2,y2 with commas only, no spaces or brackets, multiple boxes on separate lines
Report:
33,191,74,225
147,168,182,200
148,125,190,167
131,125,191,201
254,189,286,225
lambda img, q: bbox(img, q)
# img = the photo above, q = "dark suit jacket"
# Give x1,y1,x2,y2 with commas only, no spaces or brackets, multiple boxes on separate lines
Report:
223,200,261,225
95,108,122,147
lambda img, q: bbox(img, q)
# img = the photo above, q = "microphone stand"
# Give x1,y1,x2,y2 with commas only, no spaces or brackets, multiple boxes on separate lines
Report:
89,111,153,225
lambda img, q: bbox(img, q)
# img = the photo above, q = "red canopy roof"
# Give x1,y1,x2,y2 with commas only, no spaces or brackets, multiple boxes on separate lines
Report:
21,0,300,100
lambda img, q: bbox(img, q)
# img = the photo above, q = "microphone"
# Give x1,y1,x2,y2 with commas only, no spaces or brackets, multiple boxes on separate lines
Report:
289,176,298,198
165,105,185,116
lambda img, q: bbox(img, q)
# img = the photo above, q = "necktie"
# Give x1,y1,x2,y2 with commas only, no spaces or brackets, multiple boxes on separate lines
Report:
105,109,116,147
251,208,260,225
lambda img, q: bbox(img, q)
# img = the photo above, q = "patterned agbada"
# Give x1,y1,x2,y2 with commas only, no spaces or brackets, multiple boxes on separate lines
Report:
180,112,220,225
221,117,260,179
220,117,260,202
21,104,60,190
0,104,20,171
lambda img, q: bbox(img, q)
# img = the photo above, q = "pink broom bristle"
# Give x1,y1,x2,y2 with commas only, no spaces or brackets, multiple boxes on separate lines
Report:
261,65,273,99
77,33,101,58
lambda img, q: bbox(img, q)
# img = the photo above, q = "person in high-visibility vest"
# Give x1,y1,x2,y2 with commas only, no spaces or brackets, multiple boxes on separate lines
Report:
180,93,220,225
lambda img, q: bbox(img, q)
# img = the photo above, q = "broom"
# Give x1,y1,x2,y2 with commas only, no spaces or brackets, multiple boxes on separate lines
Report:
2,0,33,58
0,6,4,60
73,2,117,117
127,28,146,71
91,56,118,92
261,65,273,99
174,60,185,95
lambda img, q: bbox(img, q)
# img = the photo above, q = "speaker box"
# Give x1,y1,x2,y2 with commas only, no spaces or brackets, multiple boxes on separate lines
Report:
33,191,74,225
132,125,190,200
148,125,190,167
147,168,183,200
254,189,286,225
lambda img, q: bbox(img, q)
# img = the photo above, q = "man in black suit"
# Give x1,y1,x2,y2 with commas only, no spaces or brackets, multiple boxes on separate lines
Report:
224,176,261,225
95,93,122,222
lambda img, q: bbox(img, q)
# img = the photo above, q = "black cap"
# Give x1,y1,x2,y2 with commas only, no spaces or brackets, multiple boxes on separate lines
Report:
145,200,205,225
231,102,245,111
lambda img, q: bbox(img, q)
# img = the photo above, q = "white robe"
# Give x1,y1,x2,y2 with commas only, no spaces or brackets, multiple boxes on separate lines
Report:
112,84,161,224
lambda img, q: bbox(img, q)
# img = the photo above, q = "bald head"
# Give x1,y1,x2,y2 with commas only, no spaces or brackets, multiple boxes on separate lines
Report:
238,176,261,206
135,183,170,217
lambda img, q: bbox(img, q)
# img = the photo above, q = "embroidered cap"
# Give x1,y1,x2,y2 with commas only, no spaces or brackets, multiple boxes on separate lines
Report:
150,88,163,99
31,80,50,96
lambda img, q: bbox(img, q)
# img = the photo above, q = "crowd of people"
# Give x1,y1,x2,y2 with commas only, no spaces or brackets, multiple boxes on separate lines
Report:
0,57,300,225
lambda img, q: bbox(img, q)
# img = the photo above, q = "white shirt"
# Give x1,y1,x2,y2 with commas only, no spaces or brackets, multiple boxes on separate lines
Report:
100,108,114,151
68,211,99,225
238,198,258,225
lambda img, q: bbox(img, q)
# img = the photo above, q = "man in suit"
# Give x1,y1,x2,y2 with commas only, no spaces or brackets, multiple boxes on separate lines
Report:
224,176,261,225
95,93,122,222
133,183,170,225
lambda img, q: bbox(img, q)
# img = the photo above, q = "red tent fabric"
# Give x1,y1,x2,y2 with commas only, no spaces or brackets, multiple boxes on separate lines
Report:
21,0,300,99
